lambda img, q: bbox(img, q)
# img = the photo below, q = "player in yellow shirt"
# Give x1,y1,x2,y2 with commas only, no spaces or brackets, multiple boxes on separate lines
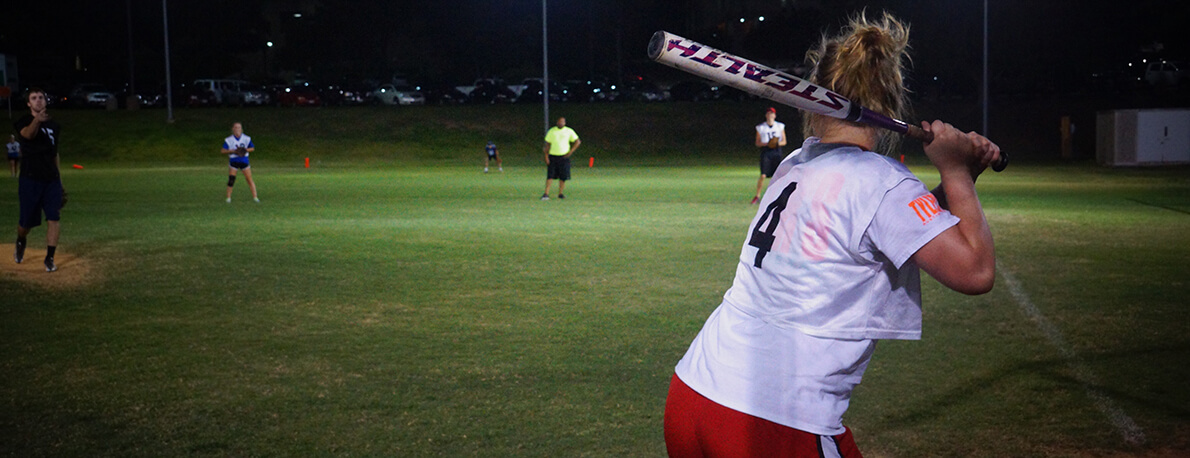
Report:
541,117,581,200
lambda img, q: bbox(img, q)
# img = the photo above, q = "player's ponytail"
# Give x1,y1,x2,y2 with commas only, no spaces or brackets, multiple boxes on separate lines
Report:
803,11,911,152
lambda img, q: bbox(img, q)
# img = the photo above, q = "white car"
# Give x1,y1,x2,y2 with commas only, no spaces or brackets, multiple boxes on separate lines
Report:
373,84,425,105
1145,61,1184,87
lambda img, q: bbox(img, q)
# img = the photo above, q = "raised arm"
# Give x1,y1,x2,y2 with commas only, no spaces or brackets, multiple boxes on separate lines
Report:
911,120,1001,295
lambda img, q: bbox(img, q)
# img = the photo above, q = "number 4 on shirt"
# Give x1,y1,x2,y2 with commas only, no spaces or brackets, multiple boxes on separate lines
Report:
748,182,797,268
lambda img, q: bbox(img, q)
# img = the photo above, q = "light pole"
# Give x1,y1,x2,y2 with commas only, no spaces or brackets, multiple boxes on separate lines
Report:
126,0,135,96
542,0,549,134
981,0,988,136
163,0,174,123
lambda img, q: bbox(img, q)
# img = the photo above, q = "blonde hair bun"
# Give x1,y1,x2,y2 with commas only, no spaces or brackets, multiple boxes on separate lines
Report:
803,11,911,151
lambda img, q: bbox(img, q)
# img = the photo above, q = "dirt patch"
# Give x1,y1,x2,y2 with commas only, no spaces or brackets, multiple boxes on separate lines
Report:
0,246,100,289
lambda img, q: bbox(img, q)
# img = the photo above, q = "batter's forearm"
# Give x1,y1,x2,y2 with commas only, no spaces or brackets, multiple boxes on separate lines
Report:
938,171,994,277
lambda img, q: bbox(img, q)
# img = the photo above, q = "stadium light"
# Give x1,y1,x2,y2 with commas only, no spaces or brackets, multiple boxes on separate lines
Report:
266,41,273,47
759,16,765,22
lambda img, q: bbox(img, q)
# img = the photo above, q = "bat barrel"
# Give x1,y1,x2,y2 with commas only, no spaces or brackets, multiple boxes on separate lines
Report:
649,30,1008,172
647,31,667,61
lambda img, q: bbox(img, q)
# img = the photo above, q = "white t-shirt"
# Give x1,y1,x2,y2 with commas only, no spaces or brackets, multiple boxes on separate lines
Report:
756,121,785,146
223,134,254,160
674,138,960,435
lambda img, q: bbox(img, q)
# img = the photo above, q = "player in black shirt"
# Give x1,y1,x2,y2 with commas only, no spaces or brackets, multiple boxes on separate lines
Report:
13,88,64,272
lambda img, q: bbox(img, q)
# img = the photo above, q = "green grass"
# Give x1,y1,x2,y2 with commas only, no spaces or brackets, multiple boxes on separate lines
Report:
1,105,1188,456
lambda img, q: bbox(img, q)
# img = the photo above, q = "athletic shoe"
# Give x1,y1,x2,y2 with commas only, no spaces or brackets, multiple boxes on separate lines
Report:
750,196,760,205
558,194,565,199
540,194,549,201
254,197,261,203
44,257,57,272
498,167,503,172
484,167,489,173
14,239,25,264
226,197,232,203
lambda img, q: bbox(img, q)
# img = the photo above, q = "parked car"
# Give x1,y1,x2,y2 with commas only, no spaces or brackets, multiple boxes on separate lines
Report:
421,83,468,105
515,78,568,103
239,83,273,105
619,78,667,102
319,82,374,106
275,84,321,107
372,84,426,105
113,84,166,108
466,79,516,104
65,83,115,108
564,79,617,103
191,79,242,105
183,83,218,107
668,80,714,102
1145,61,1184,86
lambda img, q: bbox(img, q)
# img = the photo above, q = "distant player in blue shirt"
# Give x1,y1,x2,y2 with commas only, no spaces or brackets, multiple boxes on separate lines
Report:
221,122,259,203
6,134,19,177
484,141,502,173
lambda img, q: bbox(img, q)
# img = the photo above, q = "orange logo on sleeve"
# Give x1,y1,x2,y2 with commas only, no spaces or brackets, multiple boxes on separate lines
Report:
908,194,943,224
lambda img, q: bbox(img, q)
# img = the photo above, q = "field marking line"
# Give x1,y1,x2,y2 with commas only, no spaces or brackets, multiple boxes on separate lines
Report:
998,261,1147,445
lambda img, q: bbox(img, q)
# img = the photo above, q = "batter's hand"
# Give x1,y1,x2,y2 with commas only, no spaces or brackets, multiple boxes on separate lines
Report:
921,120,1000,180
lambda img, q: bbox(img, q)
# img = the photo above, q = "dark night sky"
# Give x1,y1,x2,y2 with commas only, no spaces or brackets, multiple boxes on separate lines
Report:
1,0,1185,95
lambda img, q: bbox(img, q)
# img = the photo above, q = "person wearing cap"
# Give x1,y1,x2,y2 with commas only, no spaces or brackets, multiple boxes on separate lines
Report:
752,107,788,204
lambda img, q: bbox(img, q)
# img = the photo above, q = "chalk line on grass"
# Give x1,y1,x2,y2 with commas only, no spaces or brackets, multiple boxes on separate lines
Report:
998,261,1146,445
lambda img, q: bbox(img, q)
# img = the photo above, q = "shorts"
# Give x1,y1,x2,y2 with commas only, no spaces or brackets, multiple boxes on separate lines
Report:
229,159,251,170
18,177,63,229
664,374,863,458
488,153,499,160
760,148,783,177
7,153,18,161
547,155,570,181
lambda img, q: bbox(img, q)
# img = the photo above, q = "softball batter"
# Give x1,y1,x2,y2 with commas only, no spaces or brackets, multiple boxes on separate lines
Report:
664,12,1002,457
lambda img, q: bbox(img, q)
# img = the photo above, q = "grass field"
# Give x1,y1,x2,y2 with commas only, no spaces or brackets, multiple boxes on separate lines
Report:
1,105,1188,457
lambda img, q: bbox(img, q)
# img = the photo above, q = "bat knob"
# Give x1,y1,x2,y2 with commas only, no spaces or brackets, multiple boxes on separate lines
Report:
992,151,1009,172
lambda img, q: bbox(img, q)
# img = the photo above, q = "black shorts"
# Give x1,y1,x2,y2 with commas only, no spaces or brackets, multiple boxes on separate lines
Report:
547,155,571,181
229,160,250,170
488,152,499,160
7,154,18,162
18,177,63,229
759,148,783,177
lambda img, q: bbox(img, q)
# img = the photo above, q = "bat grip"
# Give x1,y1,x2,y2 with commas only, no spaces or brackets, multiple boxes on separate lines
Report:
905,124,933,143
907,123,1008,172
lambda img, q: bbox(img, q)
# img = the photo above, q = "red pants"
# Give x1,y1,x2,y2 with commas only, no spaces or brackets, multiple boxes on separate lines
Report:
664,374,863,458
